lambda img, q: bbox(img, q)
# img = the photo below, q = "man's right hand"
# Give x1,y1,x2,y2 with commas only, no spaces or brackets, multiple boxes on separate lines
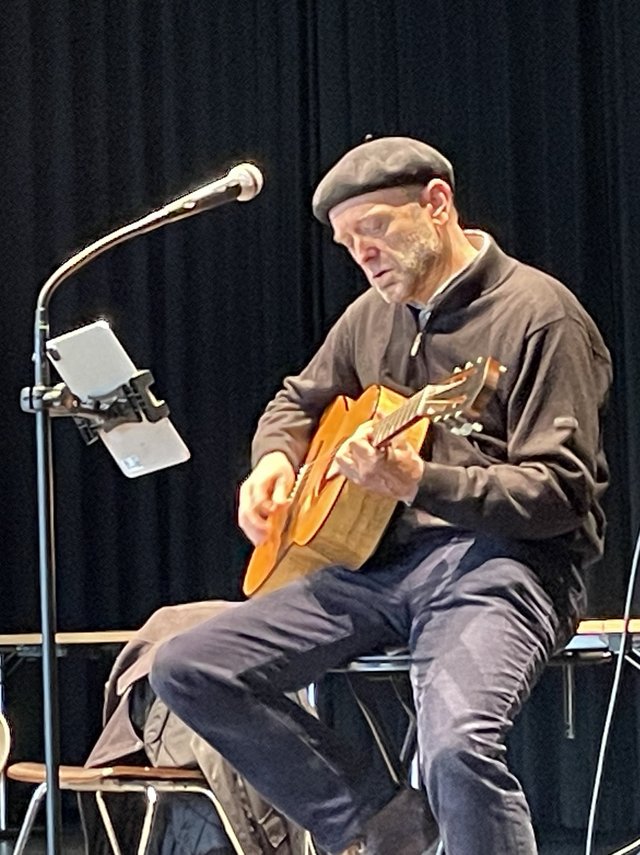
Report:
238,451,296,545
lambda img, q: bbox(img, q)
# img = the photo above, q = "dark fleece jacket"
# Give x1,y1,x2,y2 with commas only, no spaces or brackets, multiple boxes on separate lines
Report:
252,235,612,574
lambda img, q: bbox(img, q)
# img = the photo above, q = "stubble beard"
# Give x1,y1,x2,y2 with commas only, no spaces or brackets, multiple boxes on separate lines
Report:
384,230,440,304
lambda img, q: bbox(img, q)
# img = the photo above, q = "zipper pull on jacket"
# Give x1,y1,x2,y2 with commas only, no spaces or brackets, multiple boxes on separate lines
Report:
410,308,431,357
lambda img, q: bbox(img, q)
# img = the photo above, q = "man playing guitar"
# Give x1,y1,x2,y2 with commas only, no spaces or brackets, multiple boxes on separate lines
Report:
151,137,612,855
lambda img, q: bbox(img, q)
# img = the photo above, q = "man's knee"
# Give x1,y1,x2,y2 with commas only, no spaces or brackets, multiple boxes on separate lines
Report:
150,627,247,712
422,729,506,804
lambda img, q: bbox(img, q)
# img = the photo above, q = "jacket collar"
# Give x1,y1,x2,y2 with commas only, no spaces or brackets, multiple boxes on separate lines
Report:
408,232,517,319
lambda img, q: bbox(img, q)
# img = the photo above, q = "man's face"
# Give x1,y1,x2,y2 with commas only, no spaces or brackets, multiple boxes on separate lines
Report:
329,186,443,304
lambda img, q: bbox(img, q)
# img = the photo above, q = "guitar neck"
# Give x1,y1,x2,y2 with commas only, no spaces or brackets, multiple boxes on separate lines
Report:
371,391,423,447
370,358,502,448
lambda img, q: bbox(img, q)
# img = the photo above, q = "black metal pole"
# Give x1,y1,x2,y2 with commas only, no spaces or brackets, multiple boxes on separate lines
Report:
33,307,62,855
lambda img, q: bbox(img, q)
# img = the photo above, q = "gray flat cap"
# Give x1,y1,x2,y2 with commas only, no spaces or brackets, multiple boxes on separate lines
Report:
312,136,455,224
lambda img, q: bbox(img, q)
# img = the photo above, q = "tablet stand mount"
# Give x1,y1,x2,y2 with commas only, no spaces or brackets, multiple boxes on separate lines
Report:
21,369,170,444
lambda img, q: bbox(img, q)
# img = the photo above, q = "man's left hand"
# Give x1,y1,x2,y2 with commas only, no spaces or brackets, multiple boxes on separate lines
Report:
332,418,425,504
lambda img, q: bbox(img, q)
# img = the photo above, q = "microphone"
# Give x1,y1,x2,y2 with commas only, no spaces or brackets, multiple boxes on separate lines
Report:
36,160,265,311
160,162,264,219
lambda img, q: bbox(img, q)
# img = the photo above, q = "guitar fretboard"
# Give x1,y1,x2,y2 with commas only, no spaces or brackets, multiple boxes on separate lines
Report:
372,390,424,446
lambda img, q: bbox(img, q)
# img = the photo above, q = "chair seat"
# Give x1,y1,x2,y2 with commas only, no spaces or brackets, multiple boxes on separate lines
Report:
7,761,207,786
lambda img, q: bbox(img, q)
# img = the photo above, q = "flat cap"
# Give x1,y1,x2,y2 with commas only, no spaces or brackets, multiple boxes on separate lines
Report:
312,136,455,224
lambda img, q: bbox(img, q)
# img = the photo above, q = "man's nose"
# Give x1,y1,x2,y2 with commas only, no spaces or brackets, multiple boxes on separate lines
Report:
353,237,378,265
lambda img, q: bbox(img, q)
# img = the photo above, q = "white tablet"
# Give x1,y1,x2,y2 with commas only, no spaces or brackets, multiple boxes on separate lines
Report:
46,320,190,478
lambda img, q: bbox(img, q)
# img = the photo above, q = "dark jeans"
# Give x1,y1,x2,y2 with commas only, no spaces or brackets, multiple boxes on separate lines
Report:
150,531,576,854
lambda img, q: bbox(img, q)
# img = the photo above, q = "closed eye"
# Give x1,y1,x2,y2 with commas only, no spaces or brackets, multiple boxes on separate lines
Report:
357,215,389,236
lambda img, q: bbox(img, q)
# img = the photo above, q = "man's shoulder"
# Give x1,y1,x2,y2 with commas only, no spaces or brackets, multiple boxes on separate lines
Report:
495,255,610,363
501,254,595,331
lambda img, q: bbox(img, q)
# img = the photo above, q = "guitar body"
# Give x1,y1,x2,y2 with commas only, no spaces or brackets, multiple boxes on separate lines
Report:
243,385,430,596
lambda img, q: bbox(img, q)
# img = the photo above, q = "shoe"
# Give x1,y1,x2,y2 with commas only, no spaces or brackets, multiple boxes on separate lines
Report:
337,788,439,855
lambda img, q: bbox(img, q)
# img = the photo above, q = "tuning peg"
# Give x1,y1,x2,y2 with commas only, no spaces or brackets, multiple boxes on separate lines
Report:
451,422,471,436
450,420,484,437
464,361,473,369
499,365,508,373
453,366,462,373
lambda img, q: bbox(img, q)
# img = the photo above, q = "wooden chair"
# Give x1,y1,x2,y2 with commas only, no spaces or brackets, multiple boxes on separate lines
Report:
6,760,245,855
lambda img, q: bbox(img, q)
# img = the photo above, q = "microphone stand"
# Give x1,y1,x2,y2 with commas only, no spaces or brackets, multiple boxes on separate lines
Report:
25,177,247,854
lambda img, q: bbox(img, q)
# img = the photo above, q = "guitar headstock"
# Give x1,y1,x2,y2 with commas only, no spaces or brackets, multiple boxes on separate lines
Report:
417,357,505,435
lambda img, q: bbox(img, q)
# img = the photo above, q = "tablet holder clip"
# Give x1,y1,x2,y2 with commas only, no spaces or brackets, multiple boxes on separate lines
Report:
20,370,169,444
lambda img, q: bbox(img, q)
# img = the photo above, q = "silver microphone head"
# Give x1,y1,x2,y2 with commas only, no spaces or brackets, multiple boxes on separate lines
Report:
228,162,264,201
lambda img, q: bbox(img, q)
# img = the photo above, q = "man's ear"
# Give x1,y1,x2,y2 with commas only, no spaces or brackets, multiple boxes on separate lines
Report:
419,179,453,224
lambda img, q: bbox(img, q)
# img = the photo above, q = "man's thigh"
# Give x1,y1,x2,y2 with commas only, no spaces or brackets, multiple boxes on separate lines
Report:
162,564,408,694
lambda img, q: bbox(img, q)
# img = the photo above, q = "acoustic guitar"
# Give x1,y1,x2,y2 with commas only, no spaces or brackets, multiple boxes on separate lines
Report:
243,357,504,596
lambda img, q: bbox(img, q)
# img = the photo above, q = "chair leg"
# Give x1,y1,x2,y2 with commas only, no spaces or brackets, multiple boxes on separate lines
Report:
304,830,320,854
137,785,158,855
190,786,248,855
95,790,122,855
12,781,47,855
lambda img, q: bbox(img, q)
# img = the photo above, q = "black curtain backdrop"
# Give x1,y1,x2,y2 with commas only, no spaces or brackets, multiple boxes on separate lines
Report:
2,0,640,840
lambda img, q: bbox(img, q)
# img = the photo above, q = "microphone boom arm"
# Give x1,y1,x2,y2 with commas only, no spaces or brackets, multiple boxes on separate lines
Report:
26,159,261,855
